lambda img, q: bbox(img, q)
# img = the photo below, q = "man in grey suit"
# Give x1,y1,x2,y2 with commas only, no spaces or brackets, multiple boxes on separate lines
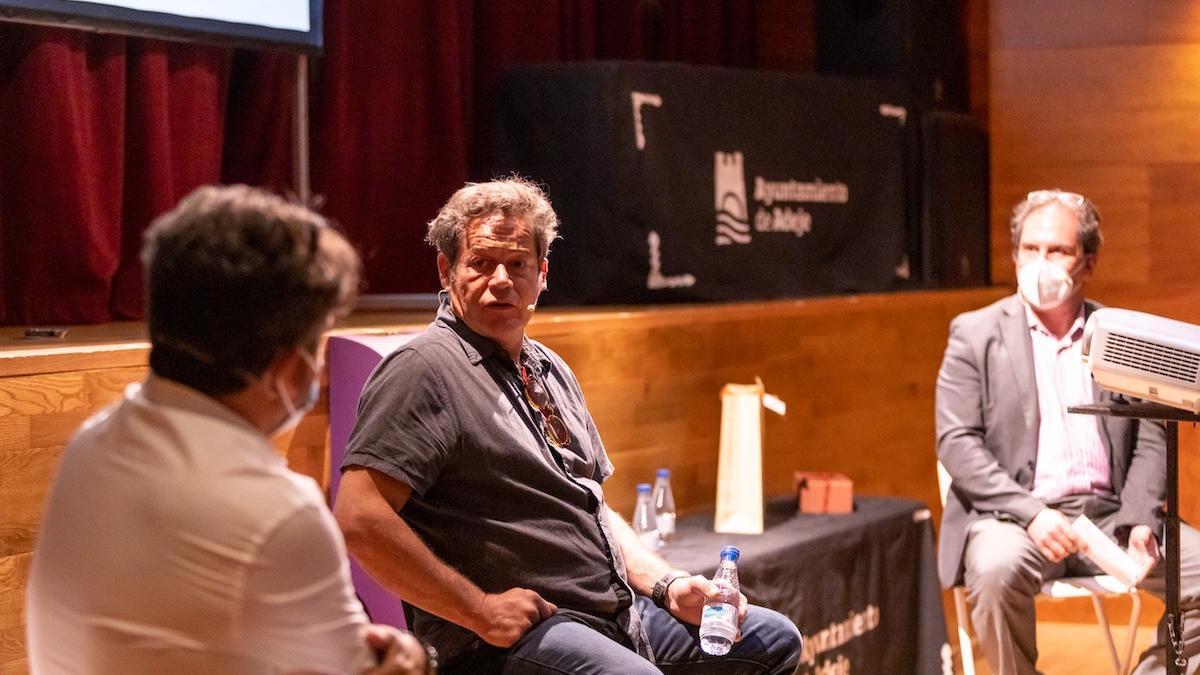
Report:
936,189,1200,674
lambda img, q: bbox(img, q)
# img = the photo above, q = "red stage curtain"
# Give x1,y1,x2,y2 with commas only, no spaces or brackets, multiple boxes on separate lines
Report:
312,0,760,296
0,26,131,324
0,1,782,324
0,24,290,324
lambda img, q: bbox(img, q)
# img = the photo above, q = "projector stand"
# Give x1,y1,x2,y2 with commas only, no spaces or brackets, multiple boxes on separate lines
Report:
1071,401,1200,675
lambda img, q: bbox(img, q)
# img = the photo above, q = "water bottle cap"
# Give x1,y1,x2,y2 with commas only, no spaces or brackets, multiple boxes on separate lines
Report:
656,468,670,478
719,545,741,561
636,483,652,493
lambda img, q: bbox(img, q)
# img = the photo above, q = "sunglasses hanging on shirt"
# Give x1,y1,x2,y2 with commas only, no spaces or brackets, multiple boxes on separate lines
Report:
519,356,572,449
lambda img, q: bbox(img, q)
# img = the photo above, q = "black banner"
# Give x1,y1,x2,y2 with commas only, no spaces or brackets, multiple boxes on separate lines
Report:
663,497,950,675
493,62,911,305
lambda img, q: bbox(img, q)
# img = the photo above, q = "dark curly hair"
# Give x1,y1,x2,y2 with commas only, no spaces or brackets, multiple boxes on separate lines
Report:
142,185,361,395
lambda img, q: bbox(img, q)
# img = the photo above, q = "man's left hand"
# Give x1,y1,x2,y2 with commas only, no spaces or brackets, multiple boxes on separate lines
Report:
665,575,749,639
1126,525,1161,584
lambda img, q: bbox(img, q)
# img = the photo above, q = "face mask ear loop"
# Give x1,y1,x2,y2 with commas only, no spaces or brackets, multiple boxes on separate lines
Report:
274,376,299,418
266,347,321,438
296,347,320,374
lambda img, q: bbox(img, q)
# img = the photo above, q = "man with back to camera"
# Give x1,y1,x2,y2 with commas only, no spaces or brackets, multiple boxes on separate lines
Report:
26,185,430,674
333,177,802,673
936,188,1200,673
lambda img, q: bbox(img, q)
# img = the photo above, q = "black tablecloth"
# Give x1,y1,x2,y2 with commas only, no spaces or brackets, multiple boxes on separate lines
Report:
662,496,949,675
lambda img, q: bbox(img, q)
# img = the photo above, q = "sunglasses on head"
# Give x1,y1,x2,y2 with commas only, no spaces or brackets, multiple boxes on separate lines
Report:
1026,190,1085,209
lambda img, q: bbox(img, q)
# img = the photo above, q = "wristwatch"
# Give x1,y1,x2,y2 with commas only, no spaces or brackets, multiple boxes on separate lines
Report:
422,642,438,675
651,571,689,608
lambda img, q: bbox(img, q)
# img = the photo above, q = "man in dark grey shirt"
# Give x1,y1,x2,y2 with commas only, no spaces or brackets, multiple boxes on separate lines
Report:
334,178,801,673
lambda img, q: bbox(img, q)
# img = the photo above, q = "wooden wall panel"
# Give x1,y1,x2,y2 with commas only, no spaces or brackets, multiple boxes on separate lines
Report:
992,0,1200,50
990,0,1200,314
1149,166,1200,287
993,50,1200,167
0,553,30,675
522,291,1004,518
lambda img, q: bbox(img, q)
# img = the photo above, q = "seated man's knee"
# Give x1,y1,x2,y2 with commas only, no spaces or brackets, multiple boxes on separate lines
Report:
965,549,1037,605
743,606,803,672
775,621,803,670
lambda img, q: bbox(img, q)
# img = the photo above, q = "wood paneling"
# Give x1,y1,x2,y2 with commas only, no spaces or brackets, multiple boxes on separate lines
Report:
0,289,1004,671
533,292,995,518
1149,166,1200,287
992,0,1200,50
990,1,1200,313
0,553,31,675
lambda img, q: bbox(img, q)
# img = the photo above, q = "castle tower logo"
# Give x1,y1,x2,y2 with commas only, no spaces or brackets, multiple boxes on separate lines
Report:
714,151,751,245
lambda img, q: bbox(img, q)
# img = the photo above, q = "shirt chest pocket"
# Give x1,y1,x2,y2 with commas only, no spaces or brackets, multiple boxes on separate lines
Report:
474,394,590,480
517,399,597,480
555,435,596,481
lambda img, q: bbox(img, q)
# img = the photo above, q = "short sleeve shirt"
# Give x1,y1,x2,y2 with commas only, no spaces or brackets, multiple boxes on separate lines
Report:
26,376,373,675
343,298,636,661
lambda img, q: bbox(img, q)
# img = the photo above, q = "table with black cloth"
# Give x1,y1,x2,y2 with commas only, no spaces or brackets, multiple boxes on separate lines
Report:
661,496,949,675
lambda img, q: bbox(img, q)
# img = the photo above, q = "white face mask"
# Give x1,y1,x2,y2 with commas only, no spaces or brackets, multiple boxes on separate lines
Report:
269,349,321,438
1017,257,1079,311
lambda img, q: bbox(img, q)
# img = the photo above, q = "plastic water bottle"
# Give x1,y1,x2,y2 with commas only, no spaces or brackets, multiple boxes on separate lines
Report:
653,468,677,546
632,483,659,550
699,545,741,656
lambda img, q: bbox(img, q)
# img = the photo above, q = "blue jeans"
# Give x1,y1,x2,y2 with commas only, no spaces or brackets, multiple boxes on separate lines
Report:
446,596,802,674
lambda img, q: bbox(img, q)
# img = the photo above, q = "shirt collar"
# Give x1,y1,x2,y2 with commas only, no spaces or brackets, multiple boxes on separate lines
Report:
1023,299,1086,342
519,338,552,377
139,369,271,439
435,291,505,365
434,293,551,374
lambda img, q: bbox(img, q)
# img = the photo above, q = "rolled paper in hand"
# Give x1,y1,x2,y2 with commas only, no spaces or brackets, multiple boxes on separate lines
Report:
1071,514,1144,589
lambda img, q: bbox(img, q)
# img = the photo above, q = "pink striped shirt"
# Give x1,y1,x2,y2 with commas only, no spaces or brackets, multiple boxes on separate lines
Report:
1026,303,1113,501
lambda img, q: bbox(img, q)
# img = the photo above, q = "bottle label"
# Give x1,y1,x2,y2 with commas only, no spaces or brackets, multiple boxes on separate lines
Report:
638,530,659,550
657,513,676,535
702,602,735,624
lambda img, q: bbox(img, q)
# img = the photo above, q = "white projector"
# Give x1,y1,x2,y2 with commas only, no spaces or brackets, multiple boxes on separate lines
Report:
1083,308,1200,413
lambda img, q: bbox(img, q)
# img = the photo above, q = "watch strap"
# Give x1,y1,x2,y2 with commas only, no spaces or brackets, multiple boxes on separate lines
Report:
652,571,689,608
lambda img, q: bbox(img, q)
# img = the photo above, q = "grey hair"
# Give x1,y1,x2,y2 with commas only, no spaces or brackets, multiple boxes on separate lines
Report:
425,176,559,263
1010,189,1103,257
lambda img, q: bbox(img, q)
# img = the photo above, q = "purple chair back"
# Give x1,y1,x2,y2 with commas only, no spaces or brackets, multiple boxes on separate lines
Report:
328,332,418,630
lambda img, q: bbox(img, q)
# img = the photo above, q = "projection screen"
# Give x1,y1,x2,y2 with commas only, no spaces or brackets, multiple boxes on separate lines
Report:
0,0,322,52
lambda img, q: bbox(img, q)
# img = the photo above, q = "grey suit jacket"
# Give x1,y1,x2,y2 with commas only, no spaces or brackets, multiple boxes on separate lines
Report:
934,294,1167,588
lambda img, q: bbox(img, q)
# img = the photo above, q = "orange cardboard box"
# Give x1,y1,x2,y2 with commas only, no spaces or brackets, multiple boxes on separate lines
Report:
794,471,854,514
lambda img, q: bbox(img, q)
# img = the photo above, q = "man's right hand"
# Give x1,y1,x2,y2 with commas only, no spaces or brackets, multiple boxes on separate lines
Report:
1026,508,1082,563
473,588,557,647
360,625,430,675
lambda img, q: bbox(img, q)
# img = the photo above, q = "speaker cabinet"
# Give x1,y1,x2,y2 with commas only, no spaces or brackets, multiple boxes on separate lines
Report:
919,110,989,287
815,0,969,112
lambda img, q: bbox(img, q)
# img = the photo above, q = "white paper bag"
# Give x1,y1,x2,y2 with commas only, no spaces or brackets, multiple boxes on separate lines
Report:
714,380,766,534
